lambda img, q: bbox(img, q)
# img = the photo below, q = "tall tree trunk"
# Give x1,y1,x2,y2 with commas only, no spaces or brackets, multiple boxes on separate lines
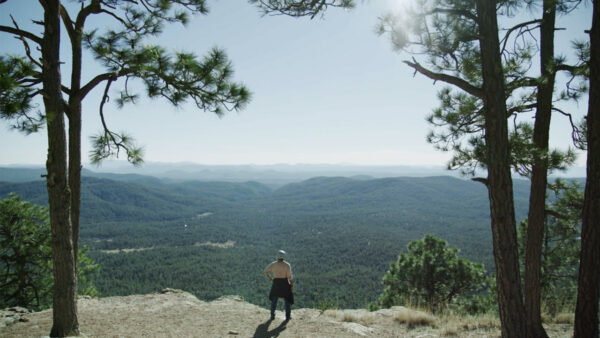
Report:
525,1,556,337
574,1,600,336
476,1,527,337
68,108,81,271
42,1,79,336
67,14,83,274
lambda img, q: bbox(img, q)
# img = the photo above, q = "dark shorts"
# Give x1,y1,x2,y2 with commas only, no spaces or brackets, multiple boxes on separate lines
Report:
269,278,294,305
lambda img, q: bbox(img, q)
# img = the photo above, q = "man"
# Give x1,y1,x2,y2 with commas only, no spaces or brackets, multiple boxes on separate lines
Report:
264,250,294,320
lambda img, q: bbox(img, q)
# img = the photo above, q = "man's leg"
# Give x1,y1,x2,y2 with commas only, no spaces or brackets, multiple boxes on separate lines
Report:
285,299,291,320
270,297,277,319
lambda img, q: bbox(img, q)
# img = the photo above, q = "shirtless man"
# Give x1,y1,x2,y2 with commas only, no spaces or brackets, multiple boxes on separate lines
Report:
264,250,294,320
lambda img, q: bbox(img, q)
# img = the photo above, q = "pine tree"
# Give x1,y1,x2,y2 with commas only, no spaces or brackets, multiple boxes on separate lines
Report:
0,194,99,311
380,234,486,312
0,1,250,336
0,194,52,310
377,1,590,336
574,0,600,336
518,180,583,316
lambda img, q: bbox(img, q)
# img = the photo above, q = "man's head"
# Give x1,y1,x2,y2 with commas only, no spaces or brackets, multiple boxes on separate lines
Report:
277,250,286,261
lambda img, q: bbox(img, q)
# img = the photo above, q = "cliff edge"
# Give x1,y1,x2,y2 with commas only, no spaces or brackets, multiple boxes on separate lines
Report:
1,289,572,337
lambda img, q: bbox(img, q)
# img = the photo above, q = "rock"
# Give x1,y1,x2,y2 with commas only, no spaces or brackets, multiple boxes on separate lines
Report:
160,288,183,294
342,322,373,337
2,317,16,327
228,330,239,335
8,306,29,313
217,295,244,302
1,306,31,328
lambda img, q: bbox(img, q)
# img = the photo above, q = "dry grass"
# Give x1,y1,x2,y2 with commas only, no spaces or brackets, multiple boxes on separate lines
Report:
550,312,574,325
321,304,571,337
458,314,498,331
541,308,575,325
440,324,460,336
393,309,437,328
342,313,376,326
432,312,501,337
324,310,376,326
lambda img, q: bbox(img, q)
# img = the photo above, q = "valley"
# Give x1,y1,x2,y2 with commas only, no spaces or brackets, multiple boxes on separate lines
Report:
0,168,534,309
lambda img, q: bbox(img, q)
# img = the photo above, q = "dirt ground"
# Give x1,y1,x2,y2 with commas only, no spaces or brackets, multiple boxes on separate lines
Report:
0,289,573,337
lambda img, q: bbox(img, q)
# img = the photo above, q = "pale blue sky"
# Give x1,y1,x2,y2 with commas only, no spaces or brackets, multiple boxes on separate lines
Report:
0,0,591,169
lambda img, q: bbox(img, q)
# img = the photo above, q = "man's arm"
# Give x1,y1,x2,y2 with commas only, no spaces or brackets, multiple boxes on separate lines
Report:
264,263,273,282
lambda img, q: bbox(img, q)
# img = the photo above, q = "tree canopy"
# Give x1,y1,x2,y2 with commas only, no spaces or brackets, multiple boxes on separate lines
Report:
518,179,583,315
380,234,487,312
0,194,98,311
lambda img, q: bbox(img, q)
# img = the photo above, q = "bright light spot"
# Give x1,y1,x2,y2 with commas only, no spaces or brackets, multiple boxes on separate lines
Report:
385,0,416,15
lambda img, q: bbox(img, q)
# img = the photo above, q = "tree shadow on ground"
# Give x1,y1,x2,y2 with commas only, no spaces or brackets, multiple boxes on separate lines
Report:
253,318,289,338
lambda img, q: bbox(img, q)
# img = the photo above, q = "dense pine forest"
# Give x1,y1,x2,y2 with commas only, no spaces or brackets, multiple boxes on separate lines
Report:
0,167,536,309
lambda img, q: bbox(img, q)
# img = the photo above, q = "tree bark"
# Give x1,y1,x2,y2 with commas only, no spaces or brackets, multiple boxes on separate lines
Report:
525,1,555,337
42,0,79,336
68,105,81,273
574,0,600,336
475,1,527,337
67,11,83,275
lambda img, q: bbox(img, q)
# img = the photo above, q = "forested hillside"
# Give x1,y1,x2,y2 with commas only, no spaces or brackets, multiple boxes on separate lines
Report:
0,169,533,309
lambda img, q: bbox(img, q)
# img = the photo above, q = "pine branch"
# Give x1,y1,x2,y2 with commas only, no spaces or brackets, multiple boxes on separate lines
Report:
98,76,118,148
552,107,586,150
546,209,569,220
251,0,353,19
403,58,483,98
59,5,76,40
425,8,477,21
0,25,43,45
89,74,143,165
96,8,129,28
471,177,488,186
555,64,580,73
80,71,125,99
507,102,537,116
500,19,541,55
506,76,538,93
75,0,103,30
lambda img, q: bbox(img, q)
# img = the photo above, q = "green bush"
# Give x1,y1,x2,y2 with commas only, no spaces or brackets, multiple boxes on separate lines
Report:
315,299,339,312
379,234,487,313
0,194,99,310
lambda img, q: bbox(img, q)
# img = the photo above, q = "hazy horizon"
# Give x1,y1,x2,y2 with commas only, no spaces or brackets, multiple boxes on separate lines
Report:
0,160,587,179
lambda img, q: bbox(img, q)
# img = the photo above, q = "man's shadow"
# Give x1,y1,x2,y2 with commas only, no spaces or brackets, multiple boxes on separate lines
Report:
253,318,289,338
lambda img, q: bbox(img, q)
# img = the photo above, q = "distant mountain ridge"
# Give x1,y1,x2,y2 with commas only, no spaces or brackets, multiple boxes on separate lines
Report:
1,162,585,187
0,167,531,225
1,163,460,187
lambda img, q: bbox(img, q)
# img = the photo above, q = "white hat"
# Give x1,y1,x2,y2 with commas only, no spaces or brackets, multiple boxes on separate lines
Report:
277,250,286,260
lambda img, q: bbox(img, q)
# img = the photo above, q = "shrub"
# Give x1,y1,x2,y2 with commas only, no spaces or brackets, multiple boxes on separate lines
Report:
379,234,487,313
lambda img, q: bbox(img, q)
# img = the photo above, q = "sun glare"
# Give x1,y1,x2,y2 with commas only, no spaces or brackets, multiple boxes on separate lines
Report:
385,0,416,15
